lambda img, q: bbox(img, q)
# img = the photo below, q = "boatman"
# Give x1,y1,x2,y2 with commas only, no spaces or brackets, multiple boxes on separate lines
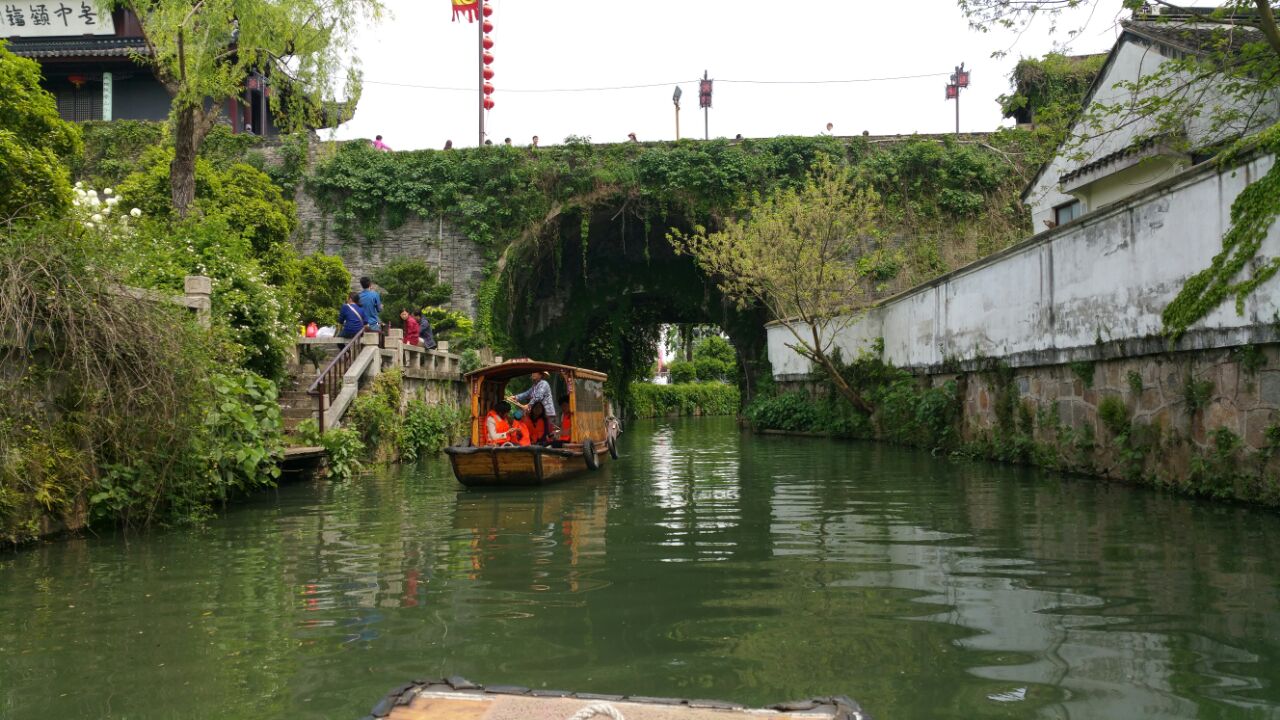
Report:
509,371,558,441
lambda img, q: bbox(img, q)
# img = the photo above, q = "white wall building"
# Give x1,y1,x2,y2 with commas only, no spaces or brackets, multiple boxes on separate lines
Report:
1024,15,1279,231
769,11,1280,380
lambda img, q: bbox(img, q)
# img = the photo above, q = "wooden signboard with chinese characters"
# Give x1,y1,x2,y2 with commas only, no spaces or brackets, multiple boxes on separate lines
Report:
1,2,116,38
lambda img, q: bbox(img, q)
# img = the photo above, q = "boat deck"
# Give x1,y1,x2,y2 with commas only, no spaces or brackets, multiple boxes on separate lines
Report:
367,679,870,720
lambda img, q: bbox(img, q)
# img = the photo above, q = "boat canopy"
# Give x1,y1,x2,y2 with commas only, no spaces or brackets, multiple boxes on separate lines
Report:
464,359,608,383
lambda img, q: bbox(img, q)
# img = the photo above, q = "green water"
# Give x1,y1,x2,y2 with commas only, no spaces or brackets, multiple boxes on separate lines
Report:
4,418,1280,719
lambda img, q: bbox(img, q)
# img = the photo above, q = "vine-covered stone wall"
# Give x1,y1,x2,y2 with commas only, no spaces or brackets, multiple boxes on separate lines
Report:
297,133,1039,400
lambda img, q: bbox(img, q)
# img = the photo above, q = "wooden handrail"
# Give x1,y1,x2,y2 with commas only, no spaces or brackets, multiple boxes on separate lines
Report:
306,328,365,432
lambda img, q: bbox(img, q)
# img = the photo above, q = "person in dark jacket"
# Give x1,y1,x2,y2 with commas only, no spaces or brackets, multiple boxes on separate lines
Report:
418,311,437,350
338,292,365,338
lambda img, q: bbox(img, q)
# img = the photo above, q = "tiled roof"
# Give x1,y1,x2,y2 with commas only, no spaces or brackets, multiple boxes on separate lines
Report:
1058,136,1168,185
1123,19,1264,58
7,36,148,59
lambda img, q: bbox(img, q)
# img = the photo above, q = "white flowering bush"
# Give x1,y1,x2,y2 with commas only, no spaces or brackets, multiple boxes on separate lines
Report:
71,181,142,236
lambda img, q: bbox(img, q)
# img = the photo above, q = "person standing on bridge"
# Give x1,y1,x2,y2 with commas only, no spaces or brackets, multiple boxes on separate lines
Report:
508,371,558,440
358,277,382,332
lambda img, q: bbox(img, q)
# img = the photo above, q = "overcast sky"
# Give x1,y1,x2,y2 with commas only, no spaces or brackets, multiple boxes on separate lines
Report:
333,0,1152,150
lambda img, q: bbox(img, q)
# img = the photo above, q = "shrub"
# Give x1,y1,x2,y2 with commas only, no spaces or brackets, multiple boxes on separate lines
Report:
401,400,466,462
373,258,453,318
667,360,697,384
460,348,482,374
421,306,475,349
291,253,351,325
0,43,82,221
628,382,740,418
746,392,819,432
192,372,285,504
1098,395,1129,437
0,221,285,540
295,420,364,482
73,120,166,186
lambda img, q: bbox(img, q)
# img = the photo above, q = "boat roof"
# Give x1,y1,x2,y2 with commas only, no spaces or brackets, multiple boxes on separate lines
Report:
370,678,869,720
465,358,609,383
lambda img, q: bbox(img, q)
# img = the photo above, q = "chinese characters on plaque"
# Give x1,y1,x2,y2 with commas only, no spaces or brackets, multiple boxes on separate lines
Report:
1,3,116,37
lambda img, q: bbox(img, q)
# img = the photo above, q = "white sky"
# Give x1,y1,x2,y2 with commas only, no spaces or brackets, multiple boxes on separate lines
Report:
333,0,1153,150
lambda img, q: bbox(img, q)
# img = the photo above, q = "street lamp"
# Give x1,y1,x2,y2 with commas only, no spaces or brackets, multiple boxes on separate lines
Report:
945,62,970,134
673,85,683,140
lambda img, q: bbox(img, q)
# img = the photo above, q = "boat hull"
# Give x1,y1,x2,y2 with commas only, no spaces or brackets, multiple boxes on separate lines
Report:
444,443,610,487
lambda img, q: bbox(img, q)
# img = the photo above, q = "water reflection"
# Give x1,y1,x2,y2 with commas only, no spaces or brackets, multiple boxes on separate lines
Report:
2,418,1280,720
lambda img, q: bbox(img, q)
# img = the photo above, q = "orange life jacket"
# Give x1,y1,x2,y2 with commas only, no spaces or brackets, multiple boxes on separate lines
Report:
559,410,573,441
517,416,545,446
485,410,510,446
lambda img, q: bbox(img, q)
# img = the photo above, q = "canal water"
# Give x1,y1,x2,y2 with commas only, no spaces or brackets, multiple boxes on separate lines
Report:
4,418,1280,719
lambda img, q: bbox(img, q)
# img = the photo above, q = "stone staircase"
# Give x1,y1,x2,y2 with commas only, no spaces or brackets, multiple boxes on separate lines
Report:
277,333,468,439
280,342,341,435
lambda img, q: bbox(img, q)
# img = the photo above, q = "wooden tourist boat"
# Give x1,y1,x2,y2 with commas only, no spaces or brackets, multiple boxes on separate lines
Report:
444,360,620,488
366,678,872,720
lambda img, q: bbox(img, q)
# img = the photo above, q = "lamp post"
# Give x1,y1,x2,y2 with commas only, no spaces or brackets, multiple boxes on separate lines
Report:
945,63,970,134
699,70,713,140
673,85,683,140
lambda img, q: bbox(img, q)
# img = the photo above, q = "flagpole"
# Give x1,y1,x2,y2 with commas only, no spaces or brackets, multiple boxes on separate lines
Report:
477,2,485,146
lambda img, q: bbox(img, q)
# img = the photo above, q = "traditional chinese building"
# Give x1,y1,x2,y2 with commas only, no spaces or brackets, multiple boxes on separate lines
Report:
2,4,284,136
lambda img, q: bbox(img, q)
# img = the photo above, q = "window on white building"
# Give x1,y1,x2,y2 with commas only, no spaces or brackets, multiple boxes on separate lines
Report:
1054,200,1083,226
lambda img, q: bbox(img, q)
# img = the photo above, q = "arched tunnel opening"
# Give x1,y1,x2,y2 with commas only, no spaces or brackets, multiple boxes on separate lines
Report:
490,202,770,413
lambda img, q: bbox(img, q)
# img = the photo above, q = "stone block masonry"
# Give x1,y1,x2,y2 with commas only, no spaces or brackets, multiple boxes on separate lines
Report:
292,190,487,317
954,345,1280,500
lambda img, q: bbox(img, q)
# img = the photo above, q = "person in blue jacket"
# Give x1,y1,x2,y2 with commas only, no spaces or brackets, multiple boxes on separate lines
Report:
357,276,382,331
338,292,366,338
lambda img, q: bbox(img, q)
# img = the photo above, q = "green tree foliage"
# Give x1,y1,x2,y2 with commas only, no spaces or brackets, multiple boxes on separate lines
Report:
692,335,737,382
0,42,82,222
421,307,475,349
108,0,383,212
373,258,453,317
670,162,881,412
998,53,1107,163
667,361,697,385
117,149,297,255
291,253,351,325
116,212,296,381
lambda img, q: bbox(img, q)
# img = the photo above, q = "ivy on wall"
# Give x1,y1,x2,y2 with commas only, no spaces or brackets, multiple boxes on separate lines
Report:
1163,126,1280,338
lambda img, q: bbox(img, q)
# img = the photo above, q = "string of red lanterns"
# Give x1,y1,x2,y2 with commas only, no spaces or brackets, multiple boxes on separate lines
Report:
482,1,495,111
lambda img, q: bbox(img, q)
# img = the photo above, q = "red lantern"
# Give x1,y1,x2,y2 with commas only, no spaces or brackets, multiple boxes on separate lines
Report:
483,82,495,95
482,35,494,50
945,84,958,100
483,51,494,64
482,3,492,17
483,97,495,110
483,20,493,32
483,67,495,80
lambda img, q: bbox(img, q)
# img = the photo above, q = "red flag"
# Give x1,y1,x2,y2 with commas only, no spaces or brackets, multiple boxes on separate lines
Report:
452,0,479,22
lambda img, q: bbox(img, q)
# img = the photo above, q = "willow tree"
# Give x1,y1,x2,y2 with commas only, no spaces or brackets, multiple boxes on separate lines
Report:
110,0,382,214
960,0,1280,335
670,164,881,413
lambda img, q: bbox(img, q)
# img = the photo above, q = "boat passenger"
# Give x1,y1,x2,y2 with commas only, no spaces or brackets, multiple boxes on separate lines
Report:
484,402,515,446
508,371,559,439
558,395,572,441
524,404,548,445
510,408,532,447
